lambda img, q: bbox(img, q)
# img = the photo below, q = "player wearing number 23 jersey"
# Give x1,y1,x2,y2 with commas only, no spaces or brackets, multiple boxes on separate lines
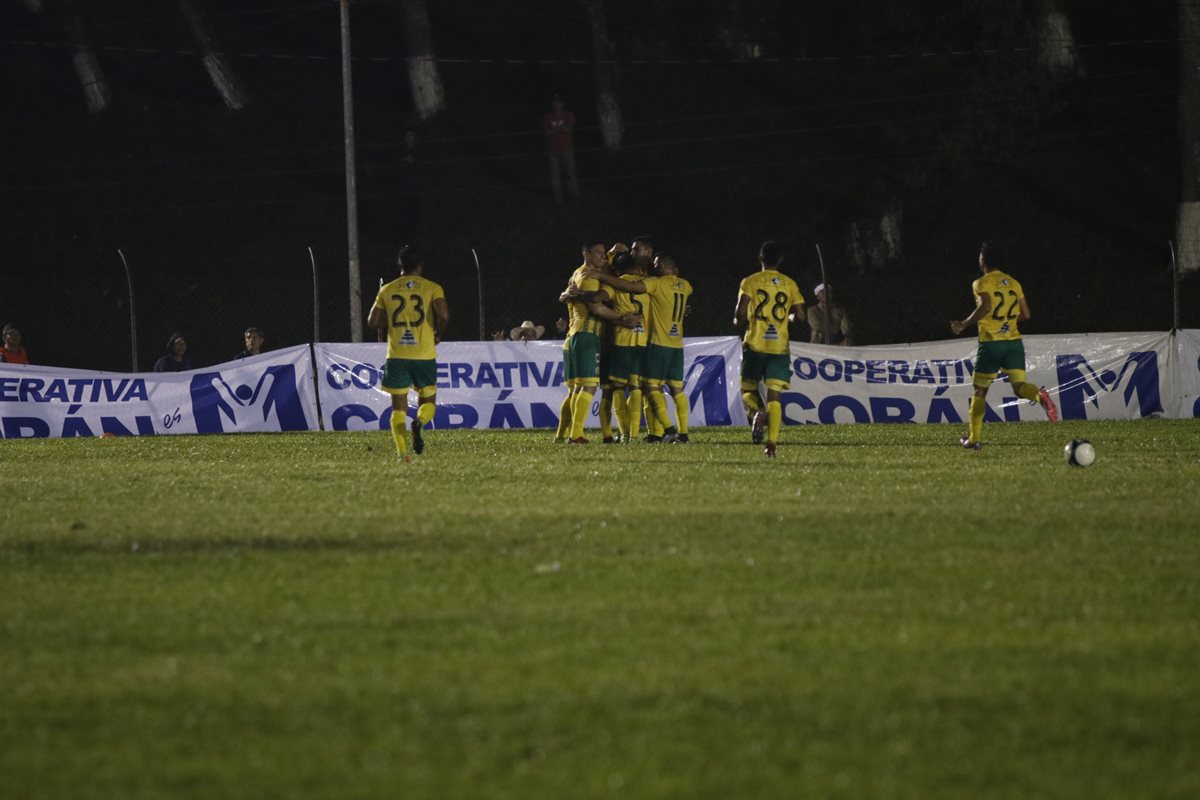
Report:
375,274,445,363
367,245,450,461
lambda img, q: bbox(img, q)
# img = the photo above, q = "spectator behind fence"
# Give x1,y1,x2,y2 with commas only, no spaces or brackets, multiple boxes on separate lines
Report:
510,320,546,342
234,326,265,360
1,323,30,364
544,93,580,203
154,332,193,372
807,283,853,345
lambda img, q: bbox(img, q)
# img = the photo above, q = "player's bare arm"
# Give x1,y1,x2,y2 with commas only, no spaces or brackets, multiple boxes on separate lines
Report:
367,304,386,332
581,268,645,294
433,297,450,343
587,298,641,328
950,291,992,336
734,293,751,328
1017,297,1031,322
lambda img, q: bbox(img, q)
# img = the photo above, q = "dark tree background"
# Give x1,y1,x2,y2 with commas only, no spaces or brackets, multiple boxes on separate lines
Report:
0,0,1189,371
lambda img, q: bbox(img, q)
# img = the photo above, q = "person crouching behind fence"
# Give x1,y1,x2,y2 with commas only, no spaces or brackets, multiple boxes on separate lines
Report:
367,245,450,462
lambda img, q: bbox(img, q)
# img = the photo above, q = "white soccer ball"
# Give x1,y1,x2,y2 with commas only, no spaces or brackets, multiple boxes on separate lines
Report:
1064,439,1096,467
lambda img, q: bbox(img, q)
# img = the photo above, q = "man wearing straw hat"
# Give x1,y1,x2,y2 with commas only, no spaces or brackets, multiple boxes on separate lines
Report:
509,320,546,342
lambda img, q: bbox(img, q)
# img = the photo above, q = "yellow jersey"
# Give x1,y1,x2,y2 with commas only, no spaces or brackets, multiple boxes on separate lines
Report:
973,269,1024,342
373,275,445,360
567,264,607,337
739,270,803,354
610,273,649,347
643,275,692,349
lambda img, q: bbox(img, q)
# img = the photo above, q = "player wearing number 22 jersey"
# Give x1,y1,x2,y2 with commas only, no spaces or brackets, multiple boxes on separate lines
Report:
367,245,449,461
736,240,805,458
949,240,1057,451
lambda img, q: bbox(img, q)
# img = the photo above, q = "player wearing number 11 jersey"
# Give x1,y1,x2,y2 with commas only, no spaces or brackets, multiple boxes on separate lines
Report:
368,245,450,460
949,240,1057,450
736,241,805,458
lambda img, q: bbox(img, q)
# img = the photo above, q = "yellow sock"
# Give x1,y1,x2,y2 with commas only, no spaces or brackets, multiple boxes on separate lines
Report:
742,391,762,416
555,392,572,439
570,390,593,439
649,387,673,431
1013,382,1040,403
613,390,629,438
599,391,613,439
627,388,643,437
644,394,662,436
766,400,782,444
672,391,689,435
417,400,435,427
969,396,986,443
389,409,408,455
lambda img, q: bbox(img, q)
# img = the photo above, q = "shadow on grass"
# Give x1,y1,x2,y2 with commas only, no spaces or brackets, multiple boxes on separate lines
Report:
3,534,469,558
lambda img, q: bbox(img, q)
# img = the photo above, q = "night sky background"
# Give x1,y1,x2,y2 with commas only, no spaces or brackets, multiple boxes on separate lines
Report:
1,0,1191,371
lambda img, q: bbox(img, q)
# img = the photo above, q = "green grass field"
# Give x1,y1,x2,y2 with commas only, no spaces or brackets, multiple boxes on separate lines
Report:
2,419,1198,799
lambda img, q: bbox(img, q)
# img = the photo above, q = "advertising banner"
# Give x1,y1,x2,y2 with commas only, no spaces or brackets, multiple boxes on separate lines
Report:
783,332,1174,425
1,333,1182,439
1174,329,1200,419
0,345,318,438
314,337,745,431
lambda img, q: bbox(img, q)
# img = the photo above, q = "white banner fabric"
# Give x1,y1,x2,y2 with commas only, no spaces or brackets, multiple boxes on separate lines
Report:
783,332,1174,425
0,345,318,438
314,337,745,431
1175,329,1200,419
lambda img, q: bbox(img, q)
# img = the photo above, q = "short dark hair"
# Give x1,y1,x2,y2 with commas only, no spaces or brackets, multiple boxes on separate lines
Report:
631,235,654,250
980,240,1003,269
758,240,782,267
612,253,633,273
397,245,423,271
244,326,262,338
582,240,606,253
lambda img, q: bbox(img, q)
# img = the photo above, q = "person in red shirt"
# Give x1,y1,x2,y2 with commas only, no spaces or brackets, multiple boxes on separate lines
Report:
1,323,29,364
543,94,581,203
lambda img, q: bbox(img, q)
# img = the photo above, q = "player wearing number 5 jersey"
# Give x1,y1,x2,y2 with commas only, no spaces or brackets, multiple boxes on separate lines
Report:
949,240,1058,451
368,245,450,461
735,241,805,458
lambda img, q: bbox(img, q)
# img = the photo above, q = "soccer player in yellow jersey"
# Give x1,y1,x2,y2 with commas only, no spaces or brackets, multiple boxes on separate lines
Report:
605,252,650,442
587,253,694,443
735,241,804,458
950,240,1058,450
558,241,642,444
367,245,449,461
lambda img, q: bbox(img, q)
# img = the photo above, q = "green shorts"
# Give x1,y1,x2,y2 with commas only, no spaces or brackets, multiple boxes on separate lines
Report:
973,339,1026,375
608,345,647,385
645,343,684,383
741,347,792,384
567,332,601,384
383,358,437,392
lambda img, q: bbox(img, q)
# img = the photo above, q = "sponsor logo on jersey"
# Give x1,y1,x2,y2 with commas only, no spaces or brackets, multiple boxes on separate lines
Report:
404,280,416,289
764,324,779,341
400,329,417,345
668,323,680,338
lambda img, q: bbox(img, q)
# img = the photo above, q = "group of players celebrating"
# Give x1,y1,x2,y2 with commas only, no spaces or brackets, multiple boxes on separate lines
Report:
554,236,803,458
368,237,1055,462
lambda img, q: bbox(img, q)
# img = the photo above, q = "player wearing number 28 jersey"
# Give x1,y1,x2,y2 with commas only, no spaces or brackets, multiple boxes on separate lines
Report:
736,241,805,458
949,240,1058,450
